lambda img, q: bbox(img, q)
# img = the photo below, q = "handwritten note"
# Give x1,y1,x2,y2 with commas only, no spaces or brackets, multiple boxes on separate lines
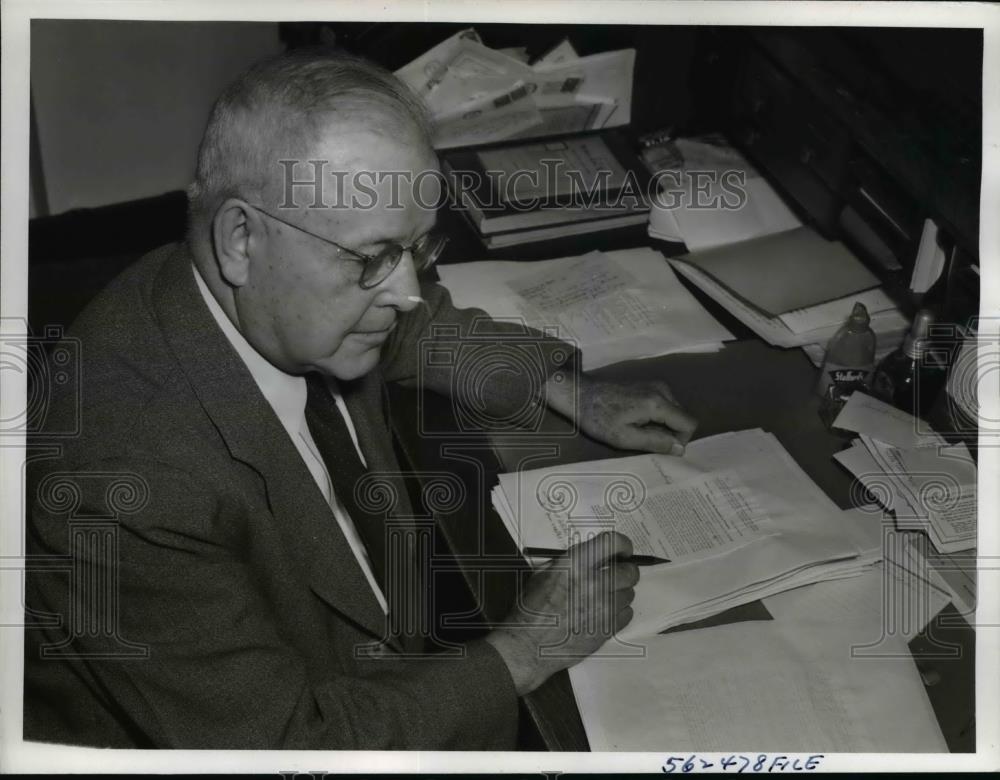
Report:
507,251,676,346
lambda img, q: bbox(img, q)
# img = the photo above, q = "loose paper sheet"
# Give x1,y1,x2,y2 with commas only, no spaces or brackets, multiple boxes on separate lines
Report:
832,392,947,449
570,619,948,752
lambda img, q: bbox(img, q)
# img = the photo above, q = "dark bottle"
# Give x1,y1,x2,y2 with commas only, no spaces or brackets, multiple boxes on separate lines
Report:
871,309,948,417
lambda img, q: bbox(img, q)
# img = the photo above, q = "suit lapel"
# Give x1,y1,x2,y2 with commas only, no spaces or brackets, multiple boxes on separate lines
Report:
148,244,388,641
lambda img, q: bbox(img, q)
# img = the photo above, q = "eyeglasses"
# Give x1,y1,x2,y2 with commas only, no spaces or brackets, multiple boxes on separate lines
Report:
249,204,448,290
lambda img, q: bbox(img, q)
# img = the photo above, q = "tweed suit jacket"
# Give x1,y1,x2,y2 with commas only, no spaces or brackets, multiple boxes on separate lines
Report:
23,242,571,749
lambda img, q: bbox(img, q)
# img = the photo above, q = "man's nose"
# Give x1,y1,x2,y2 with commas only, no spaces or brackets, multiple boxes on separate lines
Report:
376,250,422,312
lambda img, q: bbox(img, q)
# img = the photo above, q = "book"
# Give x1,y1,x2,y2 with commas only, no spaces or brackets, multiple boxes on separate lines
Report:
442,131,651,241
479,211,649,248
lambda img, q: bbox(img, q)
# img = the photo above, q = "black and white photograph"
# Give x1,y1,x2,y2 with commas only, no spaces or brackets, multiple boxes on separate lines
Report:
1,0,997,773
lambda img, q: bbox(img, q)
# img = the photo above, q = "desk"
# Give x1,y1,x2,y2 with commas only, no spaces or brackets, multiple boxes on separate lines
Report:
395,337,975,752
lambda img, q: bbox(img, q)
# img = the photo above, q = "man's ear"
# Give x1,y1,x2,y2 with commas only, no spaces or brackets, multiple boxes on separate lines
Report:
212,198,258,287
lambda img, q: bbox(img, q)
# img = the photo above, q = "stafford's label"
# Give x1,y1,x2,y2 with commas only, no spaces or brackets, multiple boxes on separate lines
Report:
817,362,872,396
828,368,870,385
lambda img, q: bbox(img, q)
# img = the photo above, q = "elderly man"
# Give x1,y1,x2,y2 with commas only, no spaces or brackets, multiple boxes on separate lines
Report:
24,49,695,749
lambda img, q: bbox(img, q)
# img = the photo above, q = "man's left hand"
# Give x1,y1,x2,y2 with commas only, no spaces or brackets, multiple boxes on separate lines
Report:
545,373,697,456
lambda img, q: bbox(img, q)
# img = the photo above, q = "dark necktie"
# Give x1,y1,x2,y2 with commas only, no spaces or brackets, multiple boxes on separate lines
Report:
304,374,431,655
304,374,389,592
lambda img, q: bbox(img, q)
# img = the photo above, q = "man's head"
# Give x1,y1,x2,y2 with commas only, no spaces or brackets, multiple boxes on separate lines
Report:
188,49,442,380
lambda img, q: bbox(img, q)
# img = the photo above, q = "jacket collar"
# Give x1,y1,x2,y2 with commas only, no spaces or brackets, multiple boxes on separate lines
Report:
148,243,393,642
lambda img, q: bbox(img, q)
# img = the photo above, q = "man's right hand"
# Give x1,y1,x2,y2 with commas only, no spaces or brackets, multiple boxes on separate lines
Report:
484,531,639,696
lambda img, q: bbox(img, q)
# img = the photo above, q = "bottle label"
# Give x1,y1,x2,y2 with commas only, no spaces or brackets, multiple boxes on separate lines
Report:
828,368,869,385
817,362,872,397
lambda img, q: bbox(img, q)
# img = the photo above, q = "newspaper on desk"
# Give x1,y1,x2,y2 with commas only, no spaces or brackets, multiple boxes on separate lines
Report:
491,428,875,637
395,29,634,148
437,247,734,370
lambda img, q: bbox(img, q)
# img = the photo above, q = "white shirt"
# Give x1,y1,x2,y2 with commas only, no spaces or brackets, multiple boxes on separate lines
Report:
192,264,388,613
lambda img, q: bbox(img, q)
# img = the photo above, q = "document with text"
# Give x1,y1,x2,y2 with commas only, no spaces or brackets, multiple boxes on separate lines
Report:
493,429,865,636
438,247,734,369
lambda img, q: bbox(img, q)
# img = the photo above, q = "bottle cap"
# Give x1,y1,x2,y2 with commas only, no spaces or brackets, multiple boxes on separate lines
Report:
846,302,871,331
903,309,934,359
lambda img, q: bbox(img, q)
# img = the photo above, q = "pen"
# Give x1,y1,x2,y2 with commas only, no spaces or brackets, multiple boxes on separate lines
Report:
522,546,670,566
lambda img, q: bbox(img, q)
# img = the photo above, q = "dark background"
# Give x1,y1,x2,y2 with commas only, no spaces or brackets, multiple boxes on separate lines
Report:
29,22,983,338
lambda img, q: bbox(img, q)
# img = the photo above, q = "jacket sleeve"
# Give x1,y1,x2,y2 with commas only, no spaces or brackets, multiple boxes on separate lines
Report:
25,456,519,750
380,280,580,424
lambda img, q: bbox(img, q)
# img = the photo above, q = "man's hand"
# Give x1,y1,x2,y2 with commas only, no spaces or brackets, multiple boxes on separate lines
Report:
484,532,639,696
545,370,697,455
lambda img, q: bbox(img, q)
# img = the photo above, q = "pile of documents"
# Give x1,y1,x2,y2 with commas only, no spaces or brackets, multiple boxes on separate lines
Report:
665,226,910,352
491,428,879,636
831,392,978,556
395,29,634,149
437,247,733,370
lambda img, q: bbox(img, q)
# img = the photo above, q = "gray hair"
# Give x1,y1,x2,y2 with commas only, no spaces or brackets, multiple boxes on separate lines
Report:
186,47,432,228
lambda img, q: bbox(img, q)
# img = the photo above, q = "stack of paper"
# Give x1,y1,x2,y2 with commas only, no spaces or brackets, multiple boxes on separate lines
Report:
395,29,634,149
492,429,872,636
569,618,948,752
832,392,978,555
437,247,734,370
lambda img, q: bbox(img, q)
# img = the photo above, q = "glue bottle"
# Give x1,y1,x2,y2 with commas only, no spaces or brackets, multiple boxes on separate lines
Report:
816,302,877,397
